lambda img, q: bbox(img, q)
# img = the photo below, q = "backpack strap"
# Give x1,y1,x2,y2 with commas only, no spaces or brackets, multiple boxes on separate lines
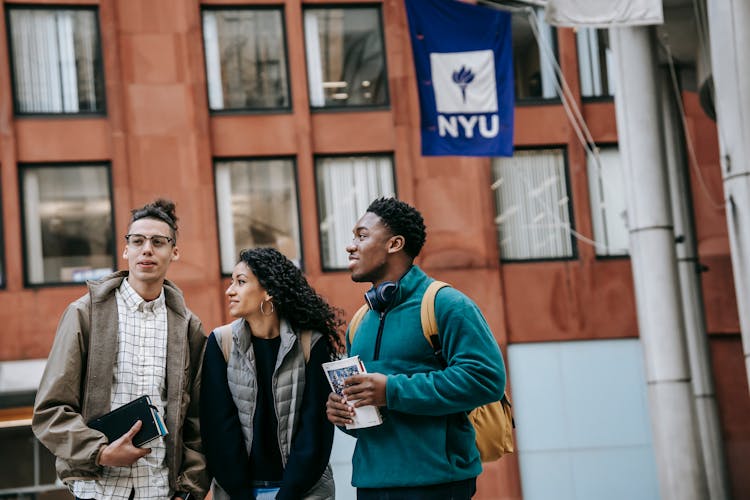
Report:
420,280,451,356
347,304,370,346
214,323,234,363
215,323,313,363
299,330,312,363
423,282,513,410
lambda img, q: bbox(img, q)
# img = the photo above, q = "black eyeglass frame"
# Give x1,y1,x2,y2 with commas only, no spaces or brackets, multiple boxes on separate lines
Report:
124,233,175,247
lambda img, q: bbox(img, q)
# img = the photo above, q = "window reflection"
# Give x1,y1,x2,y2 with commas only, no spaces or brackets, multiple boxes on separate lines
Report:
21,165,114,285
215,159,301,273
202,8,290,111
304,7,388,108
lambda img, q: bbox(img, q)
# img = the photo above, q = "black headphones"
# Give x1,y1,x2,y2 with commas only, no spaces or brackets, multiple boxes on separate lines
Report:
365,281,400,312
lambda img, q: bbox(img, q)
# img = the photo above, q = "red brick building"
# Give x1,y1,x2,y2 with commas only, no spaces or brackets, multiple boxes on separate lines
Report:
0,1,746,498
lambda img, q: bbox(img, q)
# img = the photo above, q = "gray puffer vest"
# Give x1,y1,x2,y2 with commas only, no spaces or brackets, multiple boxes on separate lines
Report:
210,318,334,500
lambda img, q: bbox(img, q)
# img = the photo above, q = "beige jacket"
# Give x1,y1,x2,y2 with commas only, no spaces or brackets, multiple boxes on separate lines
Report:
32,271,209,499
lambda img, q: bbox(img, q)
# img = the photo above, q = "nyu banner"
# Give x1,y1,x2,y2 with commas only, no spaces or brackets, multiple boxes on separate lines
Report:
405,0,513,157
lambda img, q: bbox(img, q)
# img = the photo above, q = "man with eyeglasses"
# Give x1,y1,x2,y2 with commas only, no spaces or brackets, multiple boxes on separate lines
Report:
33,199,209,500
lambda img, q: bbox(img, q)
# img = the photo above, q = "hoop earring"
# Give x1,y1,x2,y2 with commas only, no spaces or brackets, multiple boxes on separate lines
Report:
260,299,275,316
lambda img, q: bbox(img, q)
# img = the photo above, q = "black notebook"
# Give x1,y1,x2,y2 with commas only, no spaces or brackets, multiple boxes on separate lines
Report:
87,395,168,447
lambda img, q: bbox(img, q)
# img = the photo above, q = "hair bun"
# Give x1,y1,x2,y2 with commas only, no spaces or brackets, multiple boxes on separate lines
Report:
130,198,179,234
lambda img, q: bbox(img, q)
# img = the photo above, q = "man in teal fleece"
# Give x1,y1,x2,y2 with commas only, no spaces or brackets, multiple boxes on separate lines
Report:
326,197,506,499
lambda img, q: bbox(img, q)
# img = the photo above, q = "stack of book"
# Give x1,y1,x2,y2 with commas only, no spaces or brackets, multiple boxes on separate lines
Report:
87,395,168,447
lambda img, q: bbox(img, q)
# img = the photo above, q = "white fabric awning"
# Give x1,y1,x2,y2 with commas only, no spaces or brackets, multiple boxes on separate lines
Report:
545,0,663,27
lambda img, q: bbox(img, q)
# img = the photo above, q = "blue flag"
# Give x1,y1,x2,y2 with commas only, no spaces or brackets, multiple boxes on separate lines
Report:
405,0,514,157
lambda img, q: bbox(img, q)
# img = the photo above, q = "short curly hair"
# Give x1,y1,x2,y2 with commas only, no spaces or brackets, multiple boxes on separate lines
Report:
366,197,426,258
239,247,345,357
130,198,179,241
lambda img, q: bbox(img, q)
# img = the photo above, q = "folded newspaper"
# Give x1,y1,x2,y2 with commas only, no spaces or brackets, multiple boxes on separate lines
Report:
322,355,383,429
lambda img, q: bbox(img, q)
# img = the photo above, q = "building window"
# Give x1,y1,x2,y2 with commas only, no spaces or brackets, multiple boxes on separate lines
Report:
588,147,628,256
512,7,558,101
491,148,575,260
7,7,105,115
215,159,301,273
507,339,659,500
202,8,290,111
304,6,389,108
316,155,395,269
20,164,115,286
577,28,614,99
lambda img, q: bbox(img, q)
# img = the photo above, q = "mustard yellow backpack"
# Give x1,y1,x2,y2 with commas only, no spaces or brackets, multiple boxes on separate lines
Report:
348,280,514,462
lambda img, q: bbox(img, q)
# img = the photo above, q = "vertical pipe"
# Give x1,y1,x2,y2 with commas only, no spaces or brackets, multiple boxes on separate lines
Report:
660,67,730,500
609,26,708,500
706,0,750,392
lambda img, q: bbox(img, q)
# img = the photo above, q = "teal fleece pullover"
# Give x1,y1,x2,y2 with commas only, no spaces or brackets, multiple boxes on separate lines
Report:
346,265,506,488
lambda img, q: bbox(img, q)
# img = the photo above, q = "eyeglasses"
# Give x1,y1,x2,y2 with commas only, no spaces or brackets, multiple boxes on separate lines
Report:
125,233,174,249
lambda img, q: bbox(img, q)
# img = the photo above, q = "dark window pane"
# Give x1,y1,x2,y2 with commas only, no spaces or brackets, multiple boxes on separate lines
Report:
38,441,59,485
0,427,34,488
36,491,72,500
511,7,558,101
577,28,614,98
0,427,67,496
8,8,105,114
203,9,290,110
304,7,388,108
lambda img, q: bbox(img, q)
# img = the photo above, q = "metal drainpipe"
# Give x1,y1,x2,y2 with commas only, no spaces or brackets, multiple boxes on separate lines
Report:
660,66,730,500
706,0,750,393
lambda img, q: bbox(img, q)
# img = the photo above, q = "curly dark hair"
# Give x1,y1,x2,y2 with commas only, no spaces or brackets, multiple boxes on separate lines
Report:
366,197,426,258
239,247,345,356
130,198,179,241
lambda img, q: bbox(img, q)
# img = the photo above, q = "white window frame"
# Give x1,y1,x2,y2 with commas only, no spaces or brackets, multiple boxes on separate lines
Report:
20,164,115,286
316,155,395,270
201,7,291,112
512,6,558,101
8,7,103,114
587,147,629,256
303,6,389,108
577,28,615,99
214,158,302,273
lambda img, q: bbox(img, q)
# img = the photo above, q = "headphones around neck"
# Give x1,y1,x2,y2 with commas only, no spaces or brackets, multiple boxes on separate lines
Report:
365,281,399,313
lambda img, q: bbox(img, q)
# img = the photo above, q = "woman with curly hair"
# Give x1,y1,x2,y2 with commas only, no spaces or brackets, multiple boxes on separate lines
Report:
200,248,344,500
